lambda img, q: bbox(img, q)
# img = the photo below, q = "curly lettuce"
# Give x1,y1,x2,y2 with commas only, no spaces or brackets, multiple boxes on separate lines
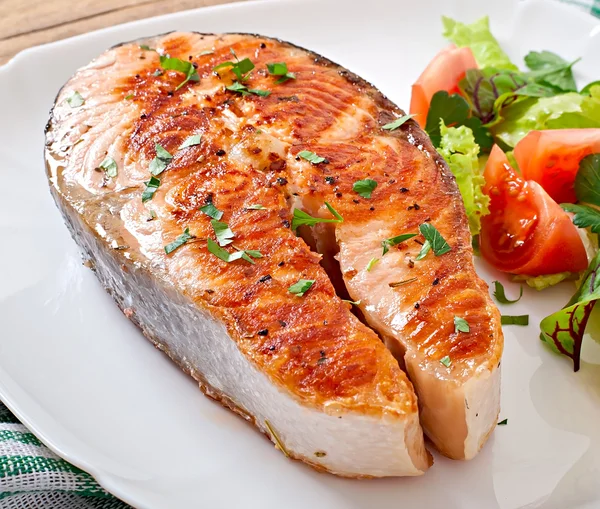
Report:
493,88,600,147
442,16,518,71
438,121,489,235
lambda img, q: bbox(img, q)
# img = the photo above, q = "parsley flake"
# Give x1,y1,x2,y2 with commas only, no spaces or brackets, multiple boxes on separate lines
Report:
98,157,118,178
454,316,470,333
497,419,508,426
207,238,261,264
440,355,452,368
139,45,156,51
267,62,296,84
501,315,529,326
200,203,223,220
492,281,524,304
179,134,202,149
124,94,134,100
226,81,271,97
419,223,451,257
159,55,199,90
381,233,417,256
288,279,315,296
353,179,378,199
214,50,255,81
389,277,418,288
149,143,173,176
211,219,235,246
246,204,266,210
366,257,379,272
382,114,415,131
141,176,160,202
298,150,327,164
164,227,194,254
415,240,431,261
291,202,343,231
67,91,84,108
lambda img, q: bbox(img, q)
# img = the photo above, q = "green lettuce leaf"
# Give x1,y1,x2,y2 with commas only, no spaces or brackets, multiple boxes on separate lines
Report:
513,272,574,291
540,251,600,371
442,16,518,71
438,121,489,234
492,92,600,147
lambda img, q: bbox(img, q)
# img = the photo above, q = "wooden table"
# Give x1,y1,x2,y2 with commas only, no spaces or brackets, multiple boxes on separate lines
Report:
0,0,244,66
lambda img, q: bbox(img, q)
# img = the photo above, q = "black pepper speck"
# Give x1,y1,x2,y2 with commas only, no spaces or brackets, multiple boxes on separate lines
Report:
325,176,336,184
258,329,269,336
282,220,290,228
369,206,375,211
400,187,409,193
415,303,420,309
216,149,226,156
276,177,288,185
259,275,272,283
278,261,285,267
433,278,439,286
335,192,342,198
260,43,267,48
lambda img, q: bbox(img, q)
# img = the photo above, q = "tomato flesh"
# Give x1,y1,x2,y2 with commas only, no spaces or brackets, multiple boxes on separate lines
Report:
515,129,600,204
480,145,588,276
409,45,477,128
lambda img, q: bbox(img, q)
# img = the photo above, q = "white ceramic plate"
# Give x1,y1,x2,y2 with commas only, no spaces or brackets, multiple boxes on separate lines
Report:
2,0,600,507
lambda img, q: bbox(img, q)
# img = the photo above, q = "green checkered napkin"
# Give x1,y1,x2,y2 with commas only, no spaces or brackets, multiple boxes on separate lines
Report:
1,1,599,506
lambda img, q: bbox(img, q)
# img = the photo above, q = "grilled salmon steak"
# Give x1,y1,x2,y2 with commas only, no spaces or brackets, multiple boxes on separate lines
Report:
45,32,502,474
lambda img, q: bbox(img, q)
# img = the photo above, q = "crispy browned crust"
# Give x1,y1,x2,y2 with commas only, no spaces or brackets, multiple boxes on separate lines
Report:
45,32,424,418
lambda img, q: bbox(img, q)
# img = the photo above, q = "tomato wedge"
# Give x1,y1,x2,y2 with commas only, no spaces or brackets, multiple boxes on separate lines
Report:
514,129,600,204
480,145,588,276
409,44,477,128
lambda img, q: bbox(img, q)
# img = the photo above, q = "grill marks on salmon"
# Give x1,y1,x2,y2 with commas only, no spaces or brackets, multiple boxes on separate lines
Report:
45,31,502,474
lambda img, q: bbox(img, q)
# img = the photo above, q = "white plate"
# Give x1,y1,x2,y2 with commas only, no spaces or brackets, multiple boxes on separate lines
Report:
2,0,600,507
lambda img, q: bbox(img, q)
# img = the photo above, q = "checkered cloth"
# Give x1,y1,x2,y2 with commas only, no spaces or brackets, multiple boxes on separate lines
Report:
1,1,599,507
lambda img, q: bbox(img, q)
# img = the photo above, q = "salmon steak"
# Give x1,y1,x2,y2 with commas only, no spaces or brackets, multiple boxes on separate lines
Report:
45,31,503,476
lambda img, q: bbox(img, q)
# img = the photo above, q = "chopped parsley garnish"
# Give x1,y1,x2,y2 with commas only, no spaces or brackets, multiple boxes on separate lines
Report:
415,240,431,261
288,279,315,296
199,203,223,220
382,114,415,131
149,143,173,176
67,91,84,108
381,233,417,256
159,55,199,90
501,315,529,326
124,94,134,100
267,62,296,84
141,176,160,202
207,238,261,264
298,150,327,164
225,81,271,97
291,202,343,231
246,204,266,210
178,134,202,149
492,281,523,304
139,45,155,51
213,49,255,81
211,219,235,246
366,257,379,272
497,419,508,426
454,316,470,333
164,227,194,254
389,277,418,288
419,223,451,257
153,69,164,77
440,355,452,368
353,179,378,199
98,157,118,178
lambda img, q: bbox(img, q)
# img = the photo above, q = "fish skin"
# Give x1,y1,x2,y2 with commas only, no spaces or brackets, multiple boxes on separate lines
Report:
44,32,439,477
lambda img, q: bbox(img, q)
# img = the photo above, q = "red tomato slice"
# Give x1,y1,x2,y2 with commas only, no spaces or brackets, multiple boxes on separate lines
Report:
480,145,588,276
515,129,600,204
409,44,477,128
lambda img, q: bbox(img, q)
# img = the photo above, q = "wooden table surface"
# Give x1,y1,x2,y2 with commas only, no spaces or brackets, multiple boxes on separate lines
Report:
0,0,244,66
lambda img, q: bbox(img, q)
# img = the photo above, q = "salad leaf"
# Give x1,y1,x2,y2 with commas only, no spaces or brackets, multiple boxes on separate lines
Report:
524,50,579,92
562,204,600,234
442,16,518,71
581,82,600,96
573,154,600,207
492,93,600,147
540,250,600,371
425,91,492,149
437,122,489,234
501,315,529,326
513,272,574,291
